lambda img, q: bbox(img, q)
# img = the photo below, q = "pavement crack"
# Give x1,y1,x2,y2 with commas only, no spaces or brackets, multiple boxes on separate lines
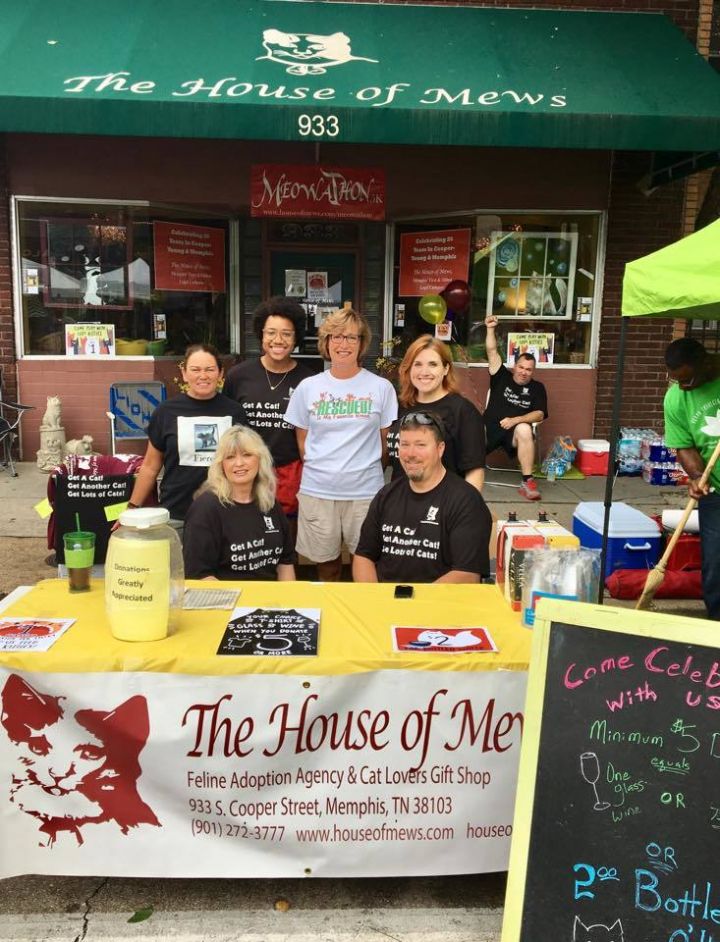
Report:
73,877,109,942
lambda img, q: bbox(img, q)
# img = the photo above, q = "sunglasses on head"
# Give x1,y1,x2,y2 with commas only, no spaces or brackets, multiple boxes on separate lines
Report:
399,411,444,435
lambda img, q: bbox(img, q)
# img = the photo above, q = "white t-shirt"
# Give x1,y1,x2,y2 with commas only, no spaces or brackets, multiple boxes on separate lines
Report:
284,368,398,500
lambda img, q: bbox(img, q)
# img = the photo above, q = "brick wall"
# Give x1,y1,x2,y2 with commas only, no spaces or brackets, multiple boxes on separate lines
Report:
594,153,686,436
0,136,16,406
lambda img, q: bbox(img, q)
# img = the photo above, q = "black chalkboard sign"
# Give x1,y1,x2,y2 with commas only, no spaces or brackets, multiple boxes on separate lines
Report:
54,474,135,564
502,600,719,942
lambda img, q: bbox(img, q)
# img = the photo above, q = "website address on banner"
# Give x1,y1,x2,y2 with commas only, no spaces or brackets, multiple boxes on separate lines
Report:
296,823,455,843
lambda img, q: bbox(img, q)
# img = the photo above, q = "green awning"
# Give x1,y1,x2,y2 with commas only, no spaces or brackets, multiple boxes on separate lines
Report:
1,1,719,150
622,219,720,320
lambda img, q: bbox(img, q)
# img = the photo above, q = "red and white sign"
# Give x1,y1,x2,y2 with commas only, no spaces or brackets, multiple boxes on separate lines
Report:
153,222,226,293
250,165,385,220
0,667,524,878
399,229,471,297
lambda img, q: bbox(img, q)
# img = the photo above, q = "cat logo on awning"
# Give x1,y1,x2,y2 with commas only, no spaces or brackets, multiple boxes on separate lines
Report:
258,29,378,76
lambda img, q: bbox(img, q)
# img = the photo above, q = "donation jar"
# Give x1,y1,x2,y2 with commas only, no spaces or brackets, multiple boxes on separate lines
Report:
105,507,184,641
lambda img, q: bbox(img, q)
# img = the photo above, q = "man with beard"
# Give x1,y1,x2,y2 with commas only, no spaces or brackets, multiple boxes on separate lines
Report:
353,412,492,583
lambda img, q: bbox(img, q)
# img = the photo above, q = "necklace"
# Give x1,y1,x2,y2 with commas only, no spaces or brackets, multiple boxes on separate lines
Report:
264,364,292,392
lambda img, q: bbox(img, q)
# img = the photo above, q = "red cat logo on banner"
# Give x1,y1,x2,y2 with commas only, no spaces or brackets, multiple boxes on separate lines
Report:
250,165,385,220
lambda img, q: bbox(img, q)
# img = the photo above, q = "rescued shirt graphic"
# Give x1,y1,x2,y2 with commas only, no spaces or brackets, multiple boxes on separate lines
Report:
311,392,374,420
257,29,378,76
422,506,440,525
0,673,160,846
177,415,233,466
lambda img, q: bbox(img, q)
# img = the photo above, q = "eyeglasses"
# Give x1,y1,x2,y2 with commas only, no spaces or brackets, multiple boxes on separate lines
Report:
329,333,361,345
263,329,295,341
400,411,444,435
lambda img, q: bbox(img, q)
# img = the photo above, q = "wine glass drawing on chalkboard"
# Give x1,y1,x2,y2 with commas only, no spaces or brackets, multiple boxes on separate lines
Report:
580,751,611,811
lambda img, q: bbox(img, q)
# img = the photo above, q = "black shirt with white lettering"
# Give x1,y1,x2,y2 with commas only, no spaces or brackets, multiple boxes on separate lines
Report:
388,393,486,480
183,491,294,580
223,358,314,466
483,365,548,432
355,471,491,583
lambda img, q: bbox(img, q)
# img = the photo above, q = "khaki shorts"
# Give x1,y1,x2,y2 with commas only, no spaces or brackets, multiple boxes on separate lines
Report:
296,494,373,563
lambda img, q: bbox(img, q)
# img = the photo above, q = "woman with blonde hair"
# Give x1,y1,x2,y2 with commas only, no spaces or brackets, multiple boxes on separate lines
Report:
284,307,397,581
183,425,295,581
390,334,485,491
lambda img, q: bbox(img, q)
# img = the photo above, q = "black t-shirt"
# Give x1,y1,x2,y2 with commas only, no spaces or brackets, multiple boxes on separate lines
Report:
355,471,492,583
147,393,248,520
223,359,314,466
387,393,486,480
183,491,294,580
484,365,548,431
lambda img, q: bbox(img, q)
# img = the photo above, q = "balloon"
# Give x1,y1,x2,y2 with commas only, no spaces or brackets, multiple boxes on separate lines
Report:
418,294,447,325
442,279,472,314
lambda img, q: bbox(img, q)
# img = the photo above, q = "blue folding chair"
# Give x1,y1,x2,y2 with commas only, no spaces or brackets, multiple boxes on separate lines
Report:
107,382,166,455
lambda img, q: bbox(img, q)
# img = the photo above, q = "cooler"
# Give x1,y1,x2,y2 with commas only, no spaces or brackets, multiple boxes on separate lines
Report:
576,439,610,476
572,501,661,577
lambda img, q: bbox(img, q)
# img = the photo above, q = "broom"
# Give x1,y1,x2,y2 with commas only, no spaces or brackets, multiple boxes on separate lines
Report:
636,437,720,610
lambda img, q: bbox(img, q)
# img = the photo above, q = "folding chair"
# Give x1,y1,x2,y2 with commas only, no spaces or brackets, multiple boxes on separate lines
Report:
483,390,542,489
0,396,35,477
107,382,166,455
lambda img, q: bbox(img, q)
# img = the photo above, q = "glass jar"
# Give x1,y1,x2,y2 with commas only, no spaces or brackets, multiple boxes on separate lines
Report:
105,507,184,641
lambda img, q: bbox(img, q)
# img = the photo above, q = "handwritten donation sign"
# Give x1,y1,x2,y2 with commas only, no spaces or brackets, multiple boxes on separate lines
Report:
502,600,720,942
398,229,471,297
0,668,525,878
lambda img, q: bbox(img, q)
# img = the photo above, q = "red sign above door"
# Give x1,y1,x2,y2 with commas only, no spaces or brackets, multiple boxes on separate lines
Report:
250,165,385,221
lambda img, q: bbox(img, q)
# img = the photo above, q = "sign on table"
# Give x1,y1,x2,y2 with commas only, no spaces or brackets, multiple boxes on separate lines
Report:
502,600,719,942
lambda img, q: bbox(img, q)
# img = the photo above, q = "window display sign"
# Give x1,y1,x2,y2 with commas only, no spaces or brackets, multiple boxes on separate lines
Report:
64,323,115,356
487,231,578,319
153,222,226,293
42,219,131,310
506,332,555,365
250,165,385,220
398,229,471,297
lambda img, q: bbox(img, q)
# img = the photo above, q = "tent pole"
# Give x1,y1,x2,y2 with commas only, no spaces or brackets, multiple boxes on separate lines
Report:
598,315,628,602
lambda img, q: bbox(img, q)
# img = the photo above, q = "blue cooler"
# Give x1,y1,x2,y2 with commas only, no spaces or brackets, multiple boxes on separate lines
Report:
572,501,661,577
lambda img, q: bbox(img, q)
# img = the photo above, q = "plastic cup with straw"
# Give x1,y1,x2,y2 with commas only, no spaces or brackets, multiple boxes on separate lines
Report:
63,513,96,592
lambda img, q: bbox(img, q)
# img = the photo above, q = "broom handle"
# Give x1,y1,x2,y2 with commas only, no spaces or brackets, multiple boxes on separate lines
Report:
660,438,720,565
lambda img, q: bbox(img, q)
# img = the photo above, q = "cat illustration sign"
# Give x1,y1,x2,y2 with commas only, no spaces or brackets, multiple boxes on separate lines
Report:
0,674,160,847
257,30,378,76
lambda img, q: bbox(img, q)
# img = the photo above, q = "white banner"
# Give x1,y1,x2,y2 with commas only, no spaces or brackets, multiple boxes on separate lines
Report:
0,668,526,877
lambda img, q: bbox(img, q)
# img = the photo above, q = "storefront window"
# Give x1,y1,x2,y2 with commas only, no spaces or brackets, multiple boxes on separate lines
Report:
390,211,603,365
16,199,230,356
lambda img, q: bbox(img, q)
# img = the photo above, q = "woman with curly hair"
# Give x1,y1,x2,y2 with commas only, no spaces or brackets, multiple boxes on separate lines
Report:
183,425,295,581
389,334,485,491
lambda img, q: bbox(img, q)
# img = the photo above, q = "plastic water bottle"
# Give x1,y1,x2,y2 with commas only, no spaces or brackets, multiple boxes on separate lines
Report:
546,459,558,482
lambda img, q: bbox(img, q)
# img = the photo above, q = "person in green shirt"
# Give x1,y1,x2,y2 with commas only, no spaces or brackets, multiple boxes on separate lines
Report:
664,337,720,620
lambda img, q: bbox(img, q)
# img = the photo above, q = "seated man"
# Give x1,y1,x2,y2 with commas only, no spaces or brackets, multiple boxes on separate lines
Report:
483,314,548,501
353,412,492,584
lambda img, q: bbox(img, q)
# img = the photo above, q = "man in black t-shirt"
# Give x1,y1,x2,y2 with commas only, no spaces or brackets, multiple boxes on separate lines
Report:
484,314,548,501
353,412,491,584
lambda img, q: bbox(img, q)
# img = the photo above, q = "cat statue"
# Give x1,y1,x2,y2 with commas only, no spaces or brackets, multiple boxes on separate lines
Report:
64,435,94,457
573,916,624,942
40,395,62,430
0,673,160,846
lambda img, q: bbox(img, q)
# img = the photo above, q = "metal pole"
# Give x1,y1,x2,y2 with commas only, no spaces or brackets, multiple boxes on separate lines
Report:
598,315,628,603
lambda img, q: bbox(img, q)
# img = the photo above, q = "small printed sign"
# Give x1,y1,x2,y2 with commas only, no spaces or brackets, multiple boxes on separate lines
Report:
65,323,115,356
0,618,75,652
506,332,555,366
218,607,320,656
391,625,497,653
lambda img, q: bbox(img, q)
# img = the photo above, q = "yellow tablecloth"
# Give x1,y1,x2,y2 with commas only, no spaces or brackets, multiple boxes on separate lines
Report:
1,579,530,677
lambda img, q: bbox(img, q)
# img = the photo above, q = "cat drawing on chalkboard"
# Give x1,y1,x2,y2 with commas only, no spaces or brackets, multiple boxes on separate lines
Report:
573,916,624,942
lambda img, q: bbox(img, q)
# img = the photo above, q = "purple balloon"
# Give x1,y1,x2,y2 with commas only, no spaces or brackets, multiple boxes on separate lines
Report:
443,279,472,314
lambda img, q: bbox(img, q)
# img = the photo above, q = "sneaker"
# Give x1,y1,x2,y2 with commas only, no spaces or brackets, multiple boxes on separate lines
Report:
519,477,542,501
